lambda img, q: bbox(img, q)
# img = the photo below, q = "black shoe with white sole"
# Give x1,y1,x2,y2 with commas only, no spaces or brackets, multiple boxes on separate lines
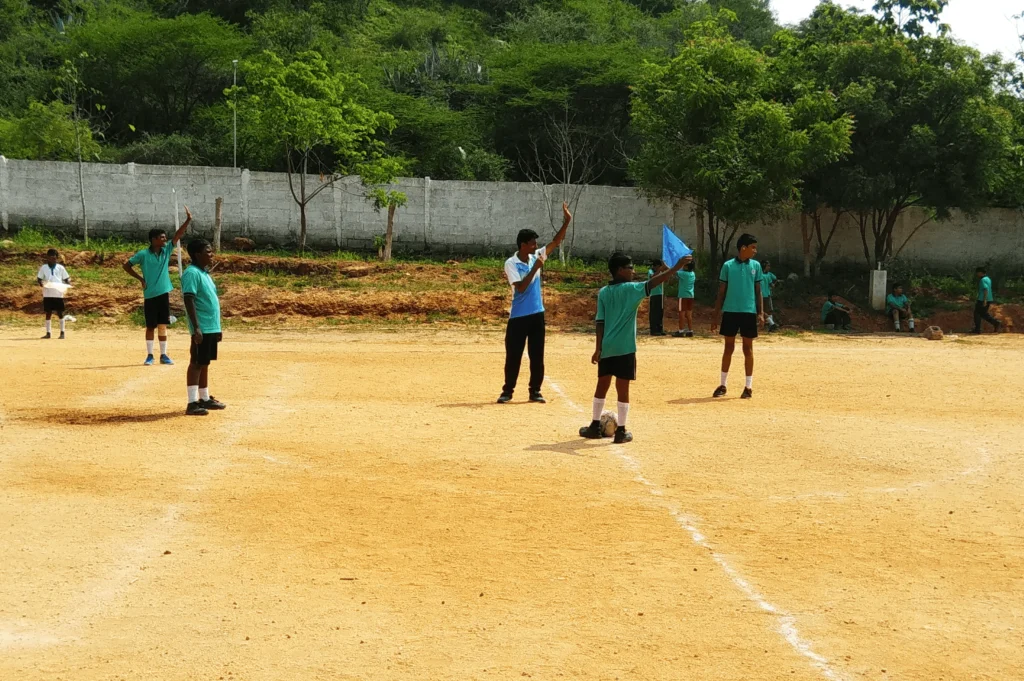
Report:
579,421,603,439
713,385,727,398
613,427,633,444
186,401,209,416
529,392,546,404
741,388,753,399
200,396,226,410
496,393,513,404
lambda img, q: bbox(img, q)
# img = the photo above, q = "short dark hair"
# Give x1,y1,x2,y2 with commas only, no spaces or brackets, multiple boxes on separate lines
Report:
827,290,836,299
684,260,695,272
46,248,58,257
737,233,757,249
148,228,167,242
762,259,771,267
976,266,987,274
608,252,633,276
187,238,210,261
516,229,539,249
652,258,664,268
892,282,902,291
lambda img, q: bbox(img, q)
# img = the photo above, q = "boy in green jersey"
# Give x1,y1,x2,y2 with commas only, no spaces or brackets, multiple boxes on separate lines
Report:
647,259,667,336
821,292,852,330
973,267,1001,334
182,239,226,416
885,283,914,332
123,207,193,365
672,259,696,338
762,260,779,331
712,234,764,399
579,252,689,444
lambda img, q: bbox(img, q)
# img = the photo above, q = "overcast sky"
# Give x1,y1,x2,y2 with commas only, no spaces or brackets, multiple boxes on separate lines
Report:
772,0,1022,61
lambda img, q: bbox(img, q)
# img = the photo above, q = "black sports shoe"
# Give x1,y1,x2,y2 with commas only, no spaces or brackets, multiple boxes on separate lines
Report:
200,396,226,410
529,392,546,404
613,427,633,444
186,401,209,416
713,385,727,398
741,388,753,399
496,393,513,404
59,332,65,339
672,330,686,338
995,321,1003,333
41,333,50,339
579,421,603,439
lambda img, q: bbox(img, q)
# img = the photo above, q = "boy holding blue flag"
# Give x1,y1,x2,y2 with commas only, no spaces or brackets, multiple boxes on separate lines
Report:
579,251,689,444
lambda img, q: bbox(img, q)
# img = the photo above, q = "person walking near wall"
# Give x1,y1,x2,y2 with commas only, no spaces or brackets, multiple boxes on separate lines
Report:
497,203,572,404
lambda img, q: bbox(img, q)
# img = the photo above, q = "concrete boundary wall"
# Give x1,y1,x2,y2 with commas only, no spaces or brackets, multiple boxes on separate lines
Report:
2,157,1023,269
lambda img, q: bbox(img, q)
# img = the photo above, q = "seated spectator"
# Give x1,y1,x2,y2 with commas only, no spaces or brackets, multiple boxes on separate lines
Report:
821,292,852,330
885,283,915,332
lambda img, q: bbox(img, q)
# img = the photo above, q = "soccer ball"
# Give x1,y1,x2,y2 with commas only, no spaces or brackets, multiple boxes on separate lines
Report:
599,412,618,438
169,315,178,325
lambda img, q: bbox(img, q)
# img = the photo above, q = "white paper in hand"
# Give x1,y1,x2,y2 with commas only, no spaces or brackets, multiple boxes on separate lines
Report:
536,249,548,264
42,282,71,294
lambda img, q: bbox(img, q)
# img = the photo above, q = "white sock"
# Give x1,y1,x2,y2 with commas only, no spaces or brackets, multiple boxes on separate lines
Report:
767,315,775,326
745,375,753,389
720,371,728,387
147,340,154,355
909,319,915,331
187,385,199,403
199,387,210,401
45,320,51,334
59,317,66,333
159,340,168,355
894,321,900,331
617,401,629,428
592,397,605,422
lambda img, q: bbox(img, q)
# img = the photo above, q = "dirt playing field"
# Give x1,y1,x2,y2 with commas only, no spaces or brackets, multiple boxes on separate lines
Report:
1,327,1022,681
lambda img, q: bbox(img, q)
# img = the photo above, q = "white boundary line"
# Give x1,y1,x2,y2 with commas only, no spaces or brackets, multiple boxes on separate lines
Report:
545,377,848,681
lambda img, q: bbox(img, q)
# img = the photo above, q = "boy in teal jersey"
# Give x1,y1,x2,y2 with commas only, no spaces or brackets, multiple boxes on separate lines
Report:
711,234,764,399
647,259,667,336
973,266,1001,334
762,260,779,331
821,292,852,330
123,206,192,365
672,259,696,337
885,283,914,332
579,252,688,444
181,239,226,416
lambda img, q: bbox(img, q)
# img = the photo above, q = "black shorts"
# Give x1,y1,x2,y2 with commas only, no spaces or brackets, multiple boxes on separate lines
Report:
720,312,758,339
42,298,65,315
598,353,637,381
190,332,222,367
144,293,171,329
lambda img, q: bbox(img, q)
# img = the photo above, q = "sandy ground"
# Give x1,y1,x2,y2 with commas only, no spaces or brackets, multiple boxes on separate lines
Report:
1,327,1022,681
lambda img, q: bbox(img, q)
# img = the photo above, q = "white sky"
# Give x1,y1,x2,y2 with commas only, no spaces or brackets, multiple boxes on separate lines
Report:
772,0,1022,61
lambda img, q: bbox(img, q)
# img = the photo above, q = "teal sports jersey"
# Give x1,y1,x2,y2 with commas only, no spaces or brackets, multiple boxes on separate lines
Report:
762,271,777,299
646,269,664,296
128,242,175,299
978,276,993,302
719,258,763,314
676,270,695,299
596,281,649,359
181,265,221,334
886,293,909,310
821,300,845,322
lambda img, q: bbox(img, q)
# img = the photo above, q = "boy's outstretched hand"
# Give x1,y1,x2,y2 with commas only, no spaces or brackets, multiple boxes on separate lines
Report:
184,205,192,221
562,202,572,224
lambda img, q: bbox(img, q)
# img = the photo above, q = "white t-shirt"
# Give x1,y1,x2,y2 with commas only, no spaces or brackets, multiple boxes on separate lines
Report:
504,249,547,319
37,264,70,298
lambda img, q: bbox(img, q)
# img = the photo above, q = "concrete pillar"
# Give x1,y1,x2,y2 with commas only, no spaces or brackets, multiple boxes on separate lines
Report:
127,162,138,231
423,176,431,251
0,156,8,234
332,181,343,249
869,266,888,311
240,168,250,236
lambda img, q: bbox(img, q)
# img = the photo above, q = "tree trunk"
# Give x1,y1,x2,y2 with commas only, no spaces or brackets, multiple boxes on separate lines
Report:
695,199,706,259
383,203,396,261
299,155,308,251
214,197,223,252
705,203,718,272
813,210,842,276
800,212,812,277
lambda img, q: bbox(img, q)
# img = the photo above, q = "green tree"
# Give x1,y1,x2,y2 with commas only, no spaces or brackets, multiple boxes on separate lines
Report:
872,0,949,38
69,11,250,141
0,100,99,161
630,16,851,271
230,50,401,250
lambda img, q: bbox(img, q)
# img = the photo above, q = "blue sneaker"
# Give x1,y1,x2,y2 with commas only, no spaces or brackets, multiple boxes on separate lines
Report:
160,354,174,365
144,354,155,366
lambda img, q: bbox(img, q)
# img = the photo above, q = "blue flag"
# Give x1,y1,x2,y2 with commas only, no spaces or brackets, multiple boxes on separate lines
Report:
662,225,693,266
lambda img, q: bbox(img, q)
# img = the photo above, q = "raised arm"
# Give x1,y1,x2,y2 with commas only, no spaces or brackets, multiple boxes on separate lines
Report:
171,205,193,245
647,255,690,292
544,202,572,257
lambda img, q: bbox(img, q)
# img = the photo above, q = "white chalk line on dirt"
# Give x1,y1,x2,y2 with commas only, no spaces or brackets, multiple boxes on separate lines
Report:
2,366,307,649
544,378,847,681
